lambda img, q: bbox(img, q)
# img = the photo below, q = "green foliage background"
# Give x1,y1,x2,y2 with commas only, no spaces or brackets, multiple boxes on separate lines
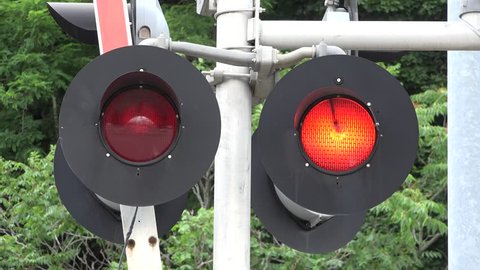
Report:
0,0,447,269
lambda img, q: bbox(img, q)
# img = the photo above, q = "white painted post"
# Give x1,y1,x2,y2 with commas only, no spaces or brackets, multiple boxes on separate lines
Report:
93,1,163,268
120,206,163,270
448,0,480,268
213,0,254,269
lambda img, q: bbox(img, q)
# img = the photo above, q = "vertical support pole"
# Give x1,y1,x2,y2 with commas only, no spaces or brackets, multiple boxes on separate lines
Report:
120,206,162,270
213,0,254,269
448,0,480,268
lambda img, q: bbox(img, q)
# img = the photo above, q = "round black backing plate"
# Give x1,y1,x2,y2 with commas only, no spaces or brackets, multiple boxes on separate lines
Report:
251,133,366,254
258,55,418,215
54,142,187,243
59,46,220,206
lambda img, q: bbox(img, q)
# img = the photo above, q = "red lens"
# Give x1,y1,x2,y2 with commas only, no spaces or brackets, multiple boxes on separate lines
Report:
300,97,376,173
101,88,178,163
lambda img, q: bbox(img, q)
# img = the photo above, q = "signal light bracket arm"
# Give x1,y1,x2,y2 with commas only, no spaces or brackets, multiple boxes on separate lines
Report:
140,37,343,76
273,43,345,69
199,43,340,86
140,37,257,68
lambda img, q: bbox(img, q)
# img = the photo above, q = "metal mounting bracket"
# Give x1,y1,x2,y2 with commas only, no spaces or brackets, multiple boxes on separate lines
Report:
203,68,253,86
132,0,170,45
197,0,217,16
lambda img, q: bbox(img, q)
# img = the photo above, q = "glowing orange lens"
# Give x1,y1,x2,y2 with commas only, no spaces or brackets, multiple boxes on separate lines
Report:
300,97,376,173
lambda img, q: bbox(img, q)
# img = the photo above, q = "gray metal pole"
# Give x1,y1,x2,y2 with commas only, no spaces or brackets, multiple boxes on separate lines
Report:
448,0,480,268
213,0,253,269
254,20,480,50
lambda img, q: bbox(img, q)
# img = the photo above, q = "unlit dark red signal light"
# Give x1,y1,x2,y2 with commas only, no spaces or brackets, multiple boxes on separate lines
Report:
57,46,220,207
299,97,377,173
101,88,179,163
49,4,220,245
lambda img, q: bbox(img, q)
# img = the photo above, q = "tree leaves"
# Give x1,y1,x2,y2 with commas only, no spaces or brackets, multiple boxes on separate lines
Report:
0,0,96,160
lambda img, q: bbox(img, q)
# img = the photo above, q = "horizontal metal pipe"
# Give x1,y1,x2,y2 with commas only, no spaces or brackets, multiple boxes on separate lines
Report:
258,20,480,51
171,41,256,67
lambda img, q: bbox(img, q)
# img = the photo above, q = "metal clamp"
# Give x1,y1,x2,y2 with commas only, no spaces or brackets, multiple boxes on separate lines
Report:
203,68,253,86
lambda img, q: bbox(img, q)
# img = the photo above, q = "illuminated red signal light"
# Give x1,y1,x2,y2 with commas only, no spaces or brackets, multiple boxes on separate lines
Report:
300,97,377,173
101,88,179,163
254,55,419,231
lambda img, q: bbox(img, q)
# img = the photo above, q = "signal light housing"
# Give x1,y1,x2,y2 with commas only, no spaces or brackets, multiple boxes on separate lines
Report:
252,55,418,253
254,54,418,216
57,45,221,207
54,143,187,243
47,2,98,44
251,133,366,253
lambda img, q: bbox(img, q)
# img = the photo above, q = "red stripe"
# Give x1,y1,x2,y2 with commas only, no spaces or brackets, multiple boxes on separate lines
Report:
95,0,131,54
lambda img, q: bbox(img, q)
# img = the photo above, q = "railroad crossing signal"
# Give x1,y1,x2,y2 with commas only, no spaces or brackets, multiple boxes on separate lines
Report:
49,1,221,243
54,45,221,241
49,0,419,258
57,45,220,207
252,54,419,253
